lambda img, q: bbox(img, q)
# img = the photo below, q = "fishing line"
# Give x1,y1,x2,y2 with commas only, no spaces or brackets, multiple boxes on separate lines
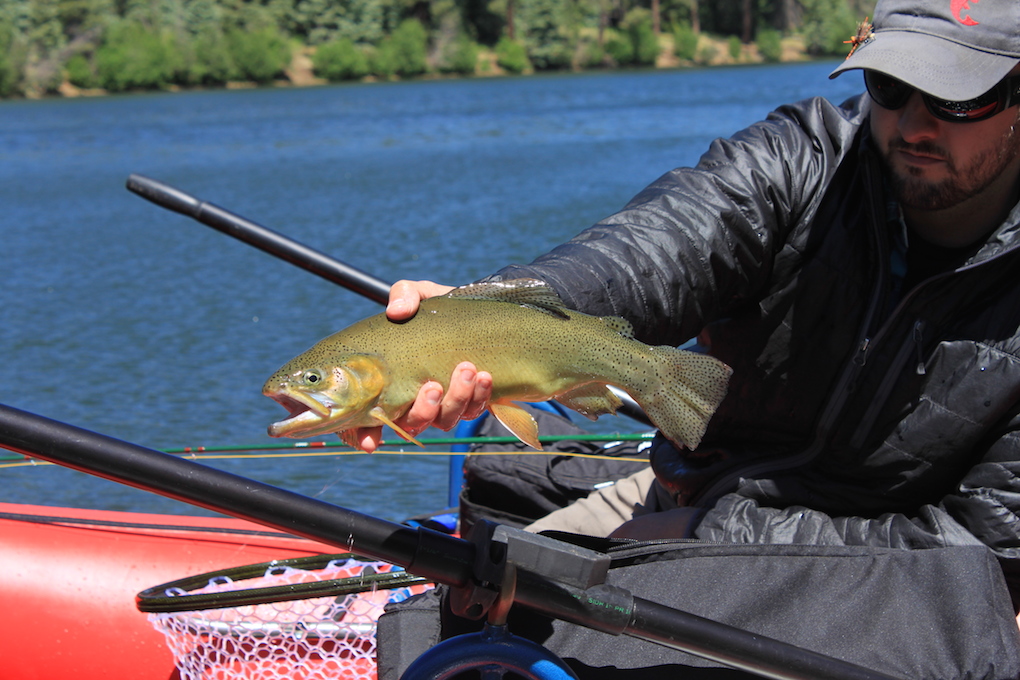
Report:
0,447,652,468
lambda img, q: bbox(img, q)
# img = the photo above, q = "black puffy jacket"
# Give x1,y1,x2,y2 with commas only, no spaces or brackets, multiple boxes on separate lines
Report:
491,93,1020,606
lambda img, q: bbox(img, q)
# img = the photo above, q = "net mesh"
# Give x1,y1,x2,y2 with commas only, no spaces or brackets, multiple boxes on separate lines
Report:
149,556,433,680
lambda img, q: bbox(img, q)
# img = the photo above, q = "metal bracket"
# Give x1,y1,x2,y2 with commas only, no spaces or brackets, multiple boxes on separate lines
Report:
448,520,612,621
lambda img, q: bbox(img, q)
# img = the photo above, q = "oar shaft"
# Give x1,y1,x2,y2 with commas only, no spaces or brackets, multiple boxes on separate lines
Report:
126,174,391,304
0,403,472,587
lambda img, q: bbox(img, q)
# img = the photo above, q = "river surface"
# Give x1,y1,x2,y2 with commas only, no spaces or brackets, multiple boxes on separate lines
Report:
1,62,862,521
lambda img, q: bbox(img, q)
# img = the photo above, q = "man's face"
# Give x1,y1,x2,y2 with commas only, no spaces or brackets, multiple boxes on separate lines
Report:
869,70,1020,214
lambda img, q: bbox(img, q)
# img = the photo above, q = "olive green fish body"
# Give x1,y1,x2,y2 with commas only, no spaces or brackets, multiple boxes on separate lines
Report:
263,279,732,451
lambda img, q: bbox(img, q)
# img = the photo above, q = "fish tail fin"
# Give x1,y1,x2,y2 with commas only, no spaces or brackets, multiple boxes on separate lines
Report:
636,347,732,450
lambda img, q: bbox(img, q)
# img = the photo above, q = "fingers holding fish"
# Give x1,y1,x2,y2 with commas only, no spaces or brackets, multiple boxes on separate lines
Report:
352,425,385,454
345,368,491,451
431,362,493,431
386,280,454,321
345,382,442,452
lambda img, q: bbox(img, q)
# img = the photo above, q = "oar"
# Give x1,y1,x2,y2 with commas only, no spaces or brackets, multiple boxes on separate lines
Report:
0,403,902,680
125,174,652,426
125,174,390,304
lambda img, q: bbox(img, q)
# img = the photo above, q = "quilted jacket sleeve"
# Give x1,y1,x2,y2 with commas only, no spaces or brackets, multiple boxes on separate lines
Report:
489,95,869,346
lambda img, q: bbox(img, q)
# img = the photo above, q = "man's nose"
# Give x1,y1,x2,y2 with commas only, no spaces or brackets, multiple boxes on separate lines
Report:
897,91,940,142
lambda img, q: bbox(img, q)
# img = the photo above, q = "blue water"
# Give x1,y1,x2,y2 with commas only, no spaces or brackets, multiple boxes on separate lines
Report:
0,63,863,521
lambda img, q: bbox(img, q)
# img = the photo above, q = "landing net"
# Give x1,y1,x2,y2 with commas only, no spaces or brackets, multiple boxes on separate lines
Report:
142,553,433,680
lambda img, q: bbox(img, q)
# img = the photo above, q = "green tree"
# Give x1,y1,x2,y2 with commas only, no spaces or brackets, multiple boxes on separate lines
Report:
182,0,224,37
516,0,572,70
287,0,387,45
57,0,116,36
65,52,97,87
727,33,740,60
673,22,697,61
0,18,27,96
611,8,656,66
312,37,370,80
756,26,781,62
495,35,529,73
800,0,856,56
0,0,31,35
226,25,290,82
187,27,236,84
95,20,183,90
604,29,632,66
30,0,66,53
379,18,427,77
438,32,479,74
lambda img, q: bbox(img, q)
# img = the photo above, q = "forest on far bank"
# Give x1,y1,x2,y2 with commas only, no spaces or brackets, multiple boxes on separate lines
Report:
0,0,873,99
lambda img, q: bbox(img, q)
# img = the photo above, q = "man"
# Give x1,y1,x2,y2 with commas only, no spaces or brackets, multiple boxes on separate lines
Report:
362,0,1020,608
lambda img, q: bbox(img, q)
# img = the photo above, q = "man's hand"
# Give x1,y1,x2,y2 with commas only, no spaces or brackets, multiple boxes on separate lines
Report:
385,279,456,321
351,280,494,453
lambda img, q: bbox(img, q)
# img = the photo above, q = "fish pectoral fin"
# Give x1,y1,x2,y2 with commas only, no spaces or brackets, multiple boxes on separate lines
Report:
338,429,363,451
369,407,424,448
488,402,543,451
555,383,623,421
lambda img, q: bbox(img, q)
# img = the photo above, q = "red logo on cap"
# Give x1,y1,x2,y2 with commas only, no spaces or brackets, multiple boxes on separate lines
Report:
951,0,980,26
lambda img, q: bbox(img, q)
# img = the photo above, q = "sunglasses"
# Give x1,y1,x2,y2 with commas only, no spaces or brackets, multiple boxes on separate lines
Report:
864,70,1020,123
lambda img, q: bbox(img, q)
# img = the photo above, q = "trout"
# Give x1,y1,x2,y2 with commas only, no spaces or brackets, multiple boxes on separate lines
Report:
263,279,732,451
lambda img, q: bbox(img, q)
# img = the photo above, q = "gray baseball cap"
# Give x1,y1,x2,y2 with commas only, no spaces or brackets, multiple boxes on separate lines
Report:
829,0,1020,101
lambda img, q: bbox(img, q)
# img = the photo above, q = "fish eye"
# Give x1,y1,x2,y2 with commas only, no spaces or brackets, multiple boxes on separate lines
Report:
302,370,324,385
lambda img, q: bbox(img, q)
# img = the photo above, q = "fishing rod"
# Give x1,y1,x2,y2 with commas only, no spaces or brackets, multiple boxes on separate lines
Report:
125,174,651,426
0,403,901,680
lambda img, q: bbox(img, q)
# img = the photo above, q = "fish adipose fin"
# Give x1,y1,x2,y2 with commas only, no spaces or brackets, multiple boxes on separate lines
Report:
445,279,569,320
489,401,543,450
555,383,623,420
640,348,733,450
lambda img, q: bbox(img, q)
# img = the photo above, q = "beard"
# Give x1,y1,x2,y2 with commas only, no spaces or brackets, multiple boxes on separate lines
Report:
883,114,1020,211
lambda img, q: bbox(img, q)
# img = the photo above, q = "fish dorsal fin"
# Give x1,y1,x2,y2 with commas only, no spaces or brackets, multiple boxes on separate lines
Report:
445,278,569,319
600,315,635,339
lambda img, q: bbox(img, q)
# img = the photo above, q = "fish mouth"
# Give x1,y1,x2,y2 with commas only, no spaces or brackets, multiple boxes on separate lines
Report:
264,388,338,437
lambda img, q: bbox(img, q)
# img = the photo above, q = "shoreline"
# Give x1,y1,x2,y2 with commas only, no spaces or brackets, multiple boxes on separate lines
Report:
38,33,816,101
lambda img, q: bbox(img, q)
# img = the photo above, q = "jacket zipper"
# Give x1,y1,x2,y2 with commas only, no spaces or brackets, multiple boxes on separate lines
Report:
848,319,925,450
691,161,890,505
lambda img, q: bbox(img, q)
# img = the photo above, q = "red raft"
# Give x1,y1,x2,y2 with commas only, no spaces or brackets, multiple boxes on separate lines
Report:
0,502,341,680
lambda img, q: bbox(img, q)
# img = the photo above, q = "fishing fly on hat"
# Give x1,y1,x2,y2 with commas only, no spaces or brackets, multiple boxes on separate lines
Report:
829,0,1020,101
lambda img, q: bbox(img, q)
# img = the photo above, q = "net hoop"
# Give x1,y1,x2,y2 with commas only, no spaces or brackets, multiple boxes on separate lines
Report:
138,552,429,614
141,552,433,680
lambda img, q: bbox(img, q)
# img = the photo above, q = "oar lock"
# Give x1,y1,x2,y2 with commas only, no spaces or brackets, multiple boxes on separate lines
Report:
449,520,632,636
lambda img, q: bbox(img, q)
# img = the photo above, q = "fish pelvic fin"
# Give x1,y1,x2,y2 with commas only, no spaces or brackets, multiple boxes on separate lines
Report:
444,278,570,320
638,348,732,450
488,401,543,450
369,406,424,448
555,383,623,421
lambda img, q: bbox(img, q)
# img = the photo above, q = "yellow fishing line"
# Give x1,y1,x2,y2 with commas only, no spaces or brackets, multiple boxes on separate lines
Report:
0,448,647,468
